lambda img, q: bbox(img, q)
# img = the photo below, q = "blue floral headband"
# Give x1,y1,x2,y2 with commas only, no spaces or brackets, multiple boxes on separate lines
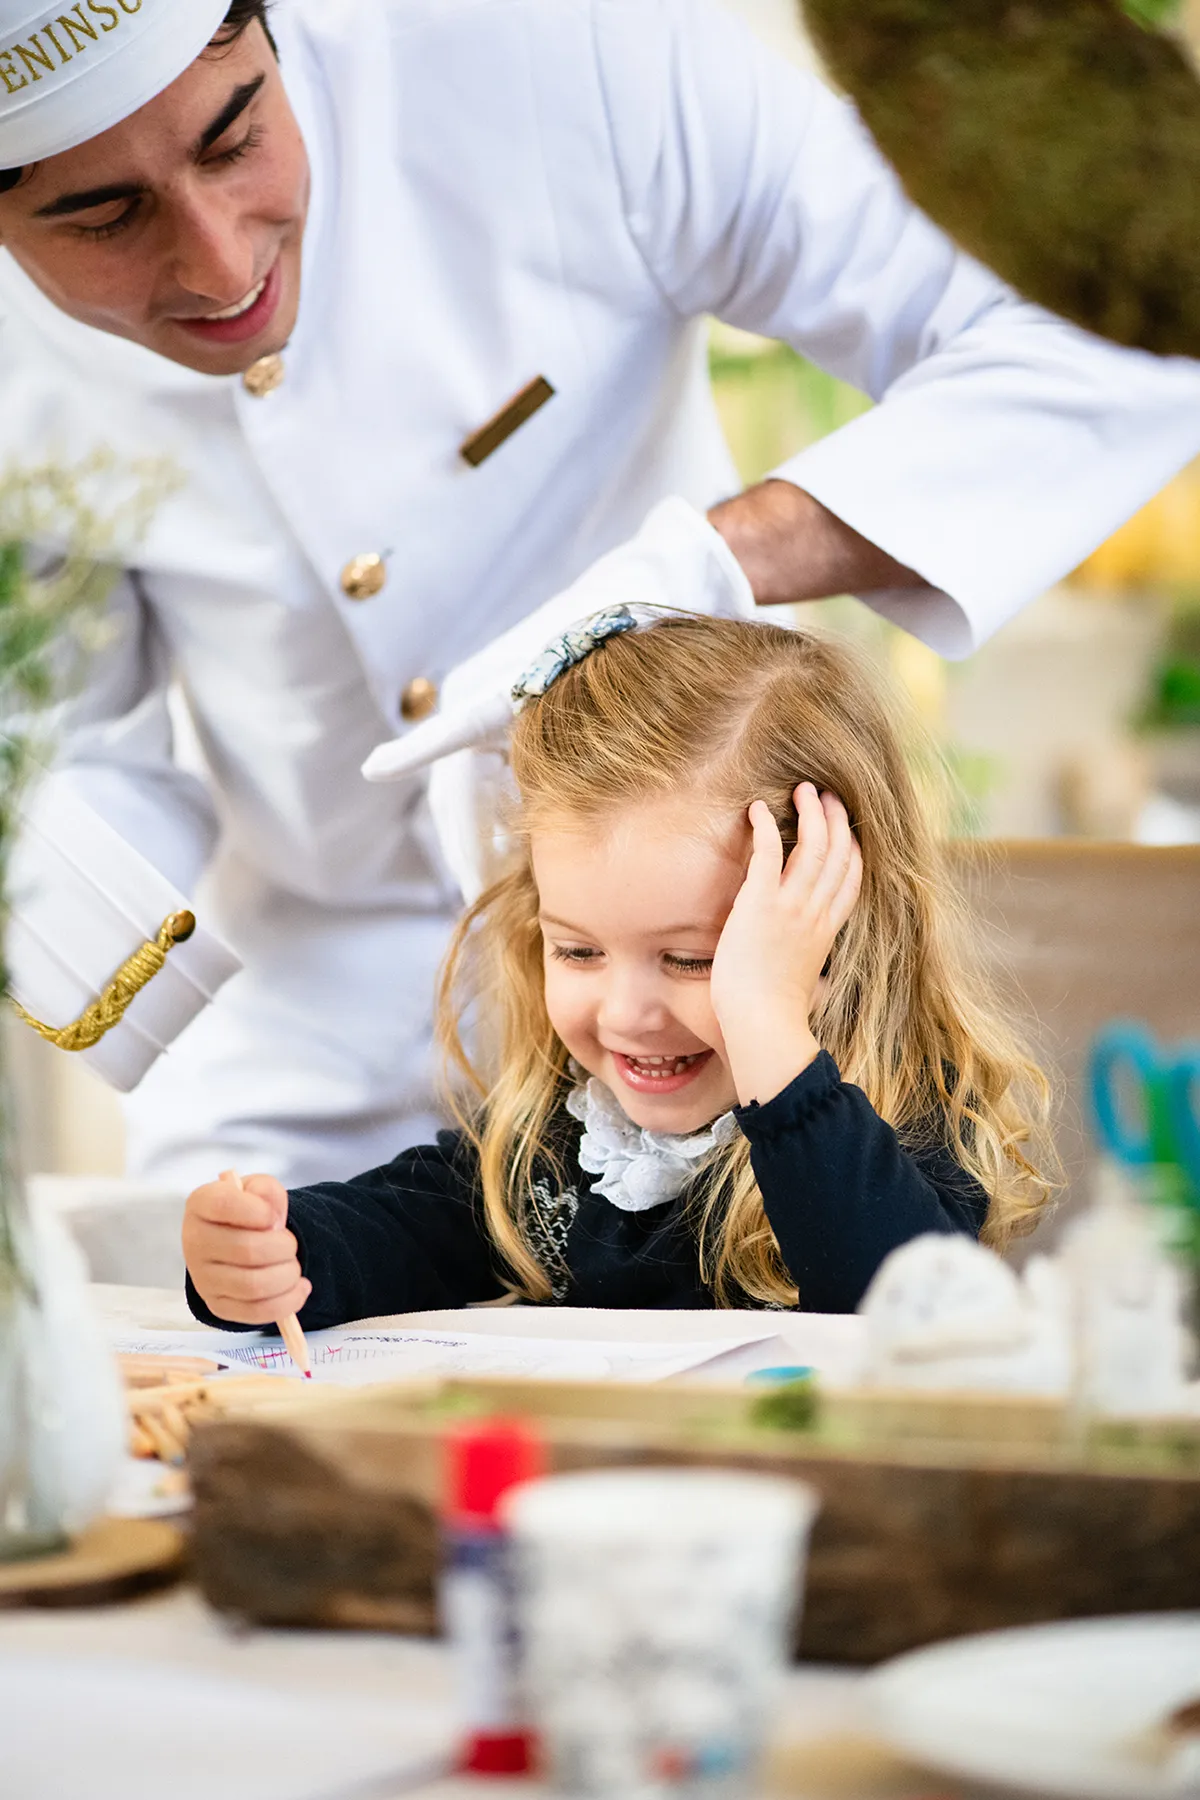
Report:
510,606,640,709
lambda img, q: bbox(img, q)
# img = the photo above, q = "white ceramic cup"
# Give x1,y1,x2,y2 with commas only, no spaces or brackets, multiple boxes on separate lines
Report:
502,1468,819,1799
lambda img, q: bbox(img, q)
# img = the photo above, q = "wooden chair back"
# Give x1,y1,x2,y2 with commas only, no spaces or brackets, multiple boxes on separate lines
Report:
955,841,1200,1242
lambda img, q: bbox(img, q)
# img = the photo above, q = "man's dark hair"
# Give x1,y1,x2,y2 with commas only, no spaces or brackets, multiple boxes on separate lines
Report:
216,0,275,52
0,1,275,194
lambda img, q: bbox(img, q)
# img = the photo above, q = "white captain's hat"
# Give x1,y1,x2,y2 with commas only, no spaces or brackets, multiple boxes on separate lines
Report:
0,0,230,169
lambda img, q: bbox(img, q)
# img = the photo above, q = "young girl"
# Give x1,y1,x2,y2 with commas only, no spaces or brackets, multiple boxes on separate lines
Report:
183,613,1052,1326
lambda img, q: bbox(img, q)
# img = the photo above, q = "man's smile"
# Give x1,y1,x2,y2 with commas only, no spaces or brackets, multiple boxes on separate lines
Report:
202,273,268,320
172,254,283,345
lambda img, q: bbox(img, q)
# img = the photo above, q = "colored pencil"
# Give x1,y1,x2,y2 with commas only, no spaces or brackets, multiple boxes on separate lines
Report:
221,1167,312,1379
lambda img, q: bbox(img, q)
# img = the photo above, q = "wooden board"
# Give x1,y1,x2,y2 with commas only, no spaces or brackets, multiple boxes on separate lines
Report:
187,1380,1200,1662
0,1517,185,1610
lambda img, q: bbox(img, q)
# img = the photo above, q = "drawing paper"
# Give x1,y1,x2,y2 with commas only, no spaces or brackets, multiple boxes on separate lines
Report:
110,1324,781,1386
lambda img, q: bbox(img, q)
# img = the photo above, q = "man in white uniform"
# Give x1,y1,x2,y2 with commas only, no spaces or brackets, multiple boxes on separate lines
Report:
1,0,1198,1188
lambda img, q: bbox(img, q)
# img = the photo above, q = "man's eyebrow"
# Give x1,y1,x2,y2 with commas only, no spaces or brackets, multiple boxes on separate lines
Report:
35,181,144,218
194,74,266,157
33,76,268,219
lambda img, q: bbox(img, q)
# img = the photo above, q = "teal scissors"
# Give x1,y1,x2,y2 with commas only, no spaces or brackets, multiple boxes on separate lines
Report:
1088,1022,1200,1196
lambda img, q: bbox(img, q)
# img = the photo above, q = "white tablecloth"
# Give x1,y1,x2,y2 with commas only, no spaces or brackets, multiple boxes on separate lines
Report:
0,1587,928,1800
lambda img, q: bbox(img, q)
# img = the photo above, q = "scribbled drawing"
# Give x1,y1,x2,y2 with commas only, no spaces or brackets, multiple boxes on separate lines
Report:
224,1340,348,1372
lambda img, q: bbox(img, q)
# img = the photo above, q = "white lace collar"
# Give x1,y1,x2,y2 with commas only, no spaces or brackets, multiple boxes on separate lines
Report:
564,1074,739,1213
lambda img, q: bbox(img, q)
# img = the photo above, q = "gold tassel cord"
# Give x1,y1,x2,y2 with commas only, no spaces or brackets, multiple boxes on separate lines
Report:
11,910,197,1053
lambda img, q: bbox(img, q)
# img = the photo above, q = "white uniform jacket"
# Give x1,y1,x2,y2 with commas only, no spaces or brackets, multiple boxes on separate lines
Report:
3,0,1200,1187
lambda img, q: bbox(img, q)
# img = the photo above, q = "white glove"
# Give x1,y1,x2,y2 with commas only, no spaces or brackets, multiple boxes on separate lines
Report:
362,498,756,900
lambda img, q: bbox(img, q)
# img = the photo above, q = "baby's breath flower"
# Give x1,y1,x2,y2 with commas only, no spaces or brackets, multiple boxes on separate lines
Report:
0,455,176,1288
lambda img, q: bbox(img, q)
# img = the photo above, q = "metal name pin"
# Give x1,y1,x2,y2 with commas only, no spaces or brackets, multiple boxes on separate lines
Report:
460,375,555,468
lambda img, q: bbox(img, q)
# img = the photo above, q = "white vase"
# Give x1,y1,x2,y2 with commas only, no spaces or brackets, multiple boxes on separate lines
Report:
0,1170,125,1560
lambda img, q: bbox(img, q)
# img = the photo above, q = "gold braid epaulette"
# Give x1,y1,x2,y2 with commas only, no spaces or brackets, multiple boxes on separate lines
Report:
12,910,197,1054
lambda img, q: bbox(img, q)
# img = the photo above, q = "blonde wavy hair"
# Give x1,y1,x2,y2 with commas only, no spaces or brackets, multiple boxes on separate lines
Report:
439,614,1054,1307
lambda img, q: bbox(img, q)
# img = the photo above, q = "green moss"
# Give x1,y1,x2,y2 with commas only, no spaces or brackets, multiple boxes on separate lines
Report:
802,0,1200,355
749,1375,820,1433
1091,1416,1200,1467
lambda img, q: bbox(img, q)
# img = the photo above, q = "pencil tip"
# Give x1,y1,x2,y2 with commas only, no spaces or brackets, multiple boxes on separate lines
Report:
304,1370,313,1379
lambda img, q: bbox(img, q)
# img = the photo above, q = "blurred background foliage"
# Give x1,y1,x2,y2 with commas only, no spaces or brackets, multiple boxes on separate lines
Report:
1122,0,1182,25
708,317,1200,844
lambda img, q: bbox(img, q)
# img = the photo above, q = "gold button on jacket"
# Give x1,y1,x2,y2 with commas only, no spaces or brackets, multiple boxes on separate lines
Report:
242,354,286,398
400,677,439,722
340,554,388,601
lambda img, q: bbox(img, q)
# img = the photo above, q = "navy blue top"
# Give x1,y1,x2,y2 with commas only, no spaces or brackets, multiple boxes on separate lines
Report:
187,1051,989,1328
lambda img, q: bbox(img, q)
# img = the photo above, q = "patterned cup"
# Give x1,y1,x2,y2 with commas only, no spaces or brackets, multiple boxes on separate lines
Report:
503,1468,818,1798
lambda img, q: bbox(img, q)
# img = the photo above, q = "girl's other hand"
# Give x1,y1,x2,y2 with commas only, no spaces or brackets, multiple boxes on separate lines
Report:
711,783,862,1106
182,1172,312,1326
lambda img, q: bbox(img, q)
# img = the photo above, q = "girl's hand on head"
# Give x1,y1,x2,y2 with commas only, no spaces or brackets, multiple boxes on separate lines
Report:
711,783,863,1107
182,1172,312,1327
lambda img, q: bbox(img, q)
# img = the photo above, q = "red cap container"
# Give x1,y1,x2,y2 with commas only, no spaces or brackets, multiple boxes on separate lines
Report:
445,1417,545,1528
442,1417,545,1778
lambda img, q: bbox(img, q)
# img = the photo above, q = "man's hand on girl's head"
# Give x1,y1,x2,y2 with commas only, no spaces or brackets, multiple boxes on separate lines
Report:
710,782,863,1108
182,1171,311,1326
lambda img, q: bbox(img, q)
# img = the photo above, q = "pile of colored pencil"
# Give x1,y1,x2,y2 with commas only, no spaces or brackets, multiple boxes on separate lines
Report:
120,1354,225,1464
